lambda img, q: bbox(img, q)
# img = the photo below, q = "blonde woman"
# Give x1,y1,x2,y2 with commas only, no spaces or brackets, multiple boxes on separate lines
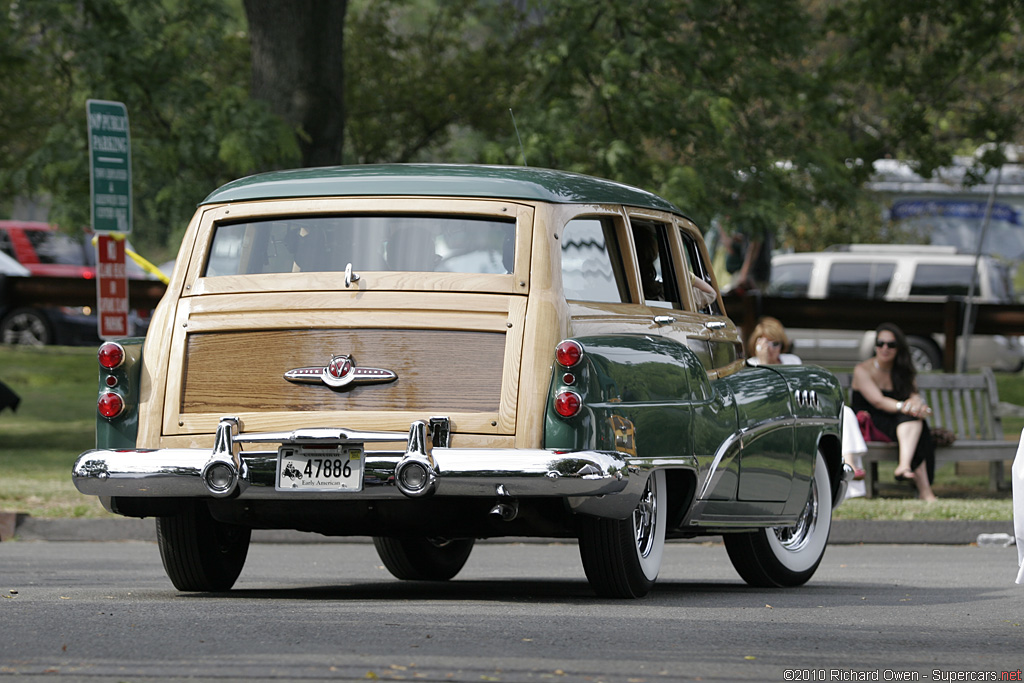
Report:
746,316,799,366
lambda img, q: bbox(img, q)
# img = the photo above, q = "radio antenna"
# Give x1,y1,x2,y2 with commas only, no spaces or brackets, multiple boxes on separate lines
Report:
509,108,528,166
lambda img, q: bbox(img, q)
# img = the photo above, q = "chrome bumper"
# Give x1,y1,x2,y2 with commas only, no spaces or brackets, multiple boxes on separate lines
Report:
73,417,659,519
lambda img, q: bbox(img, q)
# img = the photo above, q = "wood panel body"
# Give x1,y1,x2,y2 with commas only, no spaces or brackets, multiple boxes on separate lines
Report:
138,197,536,448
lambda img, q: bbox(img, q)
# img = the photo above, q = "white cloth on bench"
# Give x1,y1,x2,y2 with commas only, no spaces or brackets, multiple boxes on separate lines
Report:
842,406,866,501
1014,429,1024,585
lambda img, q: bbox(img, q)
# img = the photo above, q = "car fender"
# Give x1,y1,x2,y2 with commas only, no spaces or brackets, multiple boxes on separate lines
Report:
543,334,714,468
96,338,145,449
761,363,845,509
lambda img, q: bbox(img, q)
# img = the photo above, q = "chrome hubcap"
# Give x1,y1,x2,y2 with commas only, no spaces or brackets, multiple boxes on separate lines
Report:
633,474,658,558
774,476,818,552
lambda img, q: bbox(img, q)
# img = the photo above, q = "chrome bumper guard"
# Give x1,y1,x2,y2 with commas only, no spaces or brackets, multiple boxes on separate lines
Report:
72,417,651,519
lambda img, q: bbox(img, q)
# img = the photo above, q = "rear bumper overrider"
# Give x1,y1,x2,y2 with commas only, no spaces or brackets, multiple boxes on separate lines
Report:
73,417,668,519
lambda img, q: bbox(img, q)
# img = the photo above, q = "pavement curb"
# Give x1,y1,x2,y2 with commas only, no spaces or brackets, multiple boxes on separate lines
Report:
1,515,1016,545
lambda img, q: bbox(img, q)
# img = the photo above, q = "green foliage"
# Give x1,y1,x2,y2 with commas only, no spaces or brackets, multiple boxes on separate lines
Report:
0,0,299,255
2,0,1022,254
463,1,881,241
825,0,1024,177
343,0,529,163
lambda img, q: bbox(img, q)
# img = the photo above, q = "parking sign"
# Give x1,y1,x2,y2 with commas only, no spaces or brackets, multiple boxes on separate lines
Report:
87,100,132,234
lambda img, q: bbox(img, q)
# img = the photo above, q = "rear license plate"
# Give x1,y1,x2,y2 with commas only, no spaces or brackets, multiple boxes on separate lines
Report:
277,444,363,491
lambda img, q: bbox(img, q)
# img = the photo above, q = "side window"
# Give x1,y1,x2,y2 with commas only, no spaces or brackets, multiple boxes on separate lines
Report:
826,262,895,299
28,231,88,266
909,264,973,297
679,228,721,314
560,217,629,303
985,262,1012,302
631,221,681,309
0,230,13,260
768,262,812,298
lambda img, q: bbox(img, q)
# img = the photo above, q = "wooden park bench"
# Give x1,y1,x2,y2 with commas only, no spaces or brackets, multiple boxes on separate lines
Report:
835,368,1017,497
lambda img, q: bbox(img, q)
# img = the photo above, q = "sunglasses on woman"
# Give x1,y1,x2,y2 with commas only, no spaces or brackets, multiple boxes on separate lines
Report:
875,340,898,349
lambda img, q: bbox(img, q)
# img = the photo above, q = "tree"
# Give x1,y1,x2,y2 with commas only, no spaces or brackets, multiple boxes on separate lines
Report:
244,0,347,168
825,0,1024,177
0,0,298,254
496,0,862,236
482,0,1023,249
342,0,532,164
2,0,1021,256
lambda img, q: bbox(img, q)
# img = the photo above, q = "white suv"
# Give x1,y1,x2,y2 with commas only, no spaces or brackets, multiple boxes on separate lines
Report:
768,245,1024,371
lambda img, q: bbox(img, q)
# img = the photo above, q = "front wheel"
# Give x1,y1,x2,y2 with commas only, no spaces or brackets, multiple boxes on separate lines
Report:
724,451,832,587
578,469,667,598
155,501,251,591
373,537,475,581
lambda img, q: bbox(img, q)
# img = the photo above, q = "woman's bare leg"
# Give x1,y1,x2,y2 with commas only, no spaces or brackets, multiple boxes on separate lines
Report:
894,420,922,479
894,420,936,500
913,459,937,501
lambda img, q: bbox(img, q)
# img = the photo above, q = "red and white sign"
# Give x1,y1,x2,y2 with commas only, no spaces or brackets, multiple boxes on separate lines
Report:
96,234,129,339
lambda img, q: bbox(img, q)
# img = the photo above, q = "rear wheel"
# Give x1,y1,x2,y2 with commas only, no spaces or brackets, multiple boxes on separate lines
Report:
0,308,52,345
724,452,832,587
578,469,666,598
155,501,251,591
373,537,475,581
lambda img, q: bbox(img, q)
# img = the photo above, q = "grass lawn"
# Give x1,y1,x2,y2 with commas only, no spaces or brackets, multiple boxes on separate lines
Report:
0,345,1018,521
1,345,111,518
834,460,1014,521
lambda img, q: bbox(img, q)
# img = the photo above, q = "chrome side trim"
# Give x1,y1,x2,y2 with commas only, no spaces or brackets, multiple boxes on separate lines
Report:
695,423,751,500
836,462,853,508
695,415,841,501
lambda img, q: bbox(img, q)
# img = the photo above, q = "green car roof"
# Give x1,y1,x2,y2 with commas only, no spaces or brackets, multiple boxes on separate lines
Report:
201,164,685,215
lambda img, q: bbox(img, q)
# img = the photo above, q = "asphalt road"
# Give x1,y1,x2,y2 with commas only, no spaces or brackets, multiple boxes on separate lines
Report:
1,540,1021,682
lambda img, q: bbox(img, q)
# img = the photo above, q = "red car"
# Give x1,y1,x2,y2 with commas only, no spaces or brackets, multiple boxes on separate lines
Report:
0,221,151,345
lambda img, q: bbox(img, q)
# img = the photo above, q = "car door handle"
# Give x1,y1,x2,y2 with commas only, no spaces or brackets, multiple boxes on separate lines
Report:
705,321,726,330
653,315,676,325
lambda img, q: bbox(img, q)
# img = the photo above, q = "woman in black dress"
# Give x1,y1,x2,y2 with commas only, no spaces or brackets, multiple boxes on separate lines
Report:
851,322,937,501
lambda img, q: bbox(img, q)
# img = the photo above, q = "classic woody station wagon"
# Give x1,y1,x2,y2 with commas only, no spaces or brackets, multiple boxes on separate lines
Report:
73,165,850,598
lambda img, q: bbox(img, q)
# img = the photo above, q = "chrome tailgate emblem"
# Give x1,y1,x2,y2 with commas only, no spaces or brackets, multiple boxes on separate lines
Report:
284,355,397,389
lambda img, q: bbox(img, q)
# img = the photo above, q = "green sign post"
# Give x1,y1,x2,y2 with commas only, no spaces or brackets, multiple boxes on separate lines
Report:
87,99,132,234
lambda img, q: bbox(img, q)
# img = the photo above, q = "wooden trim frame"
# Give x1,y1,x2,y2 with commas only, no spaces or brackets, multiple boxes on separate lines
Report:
183,197,535,297
159,292,527,439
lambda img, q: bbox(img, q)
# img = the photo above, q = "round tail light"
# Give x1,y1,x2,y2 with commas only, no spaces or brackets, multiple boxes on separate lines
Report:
555,340,583,368
98,342,125,369
98,392,125,419
554,390,582,418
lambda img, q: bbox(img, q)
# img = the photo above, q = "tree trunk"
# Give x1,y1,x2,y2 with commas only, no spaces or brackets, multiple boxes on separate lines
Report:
243,0,348,168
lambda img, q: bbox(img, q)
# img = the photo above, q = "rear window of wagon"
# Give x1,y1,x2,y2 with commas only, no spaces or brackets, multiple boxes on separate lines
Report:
204,215,516,276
